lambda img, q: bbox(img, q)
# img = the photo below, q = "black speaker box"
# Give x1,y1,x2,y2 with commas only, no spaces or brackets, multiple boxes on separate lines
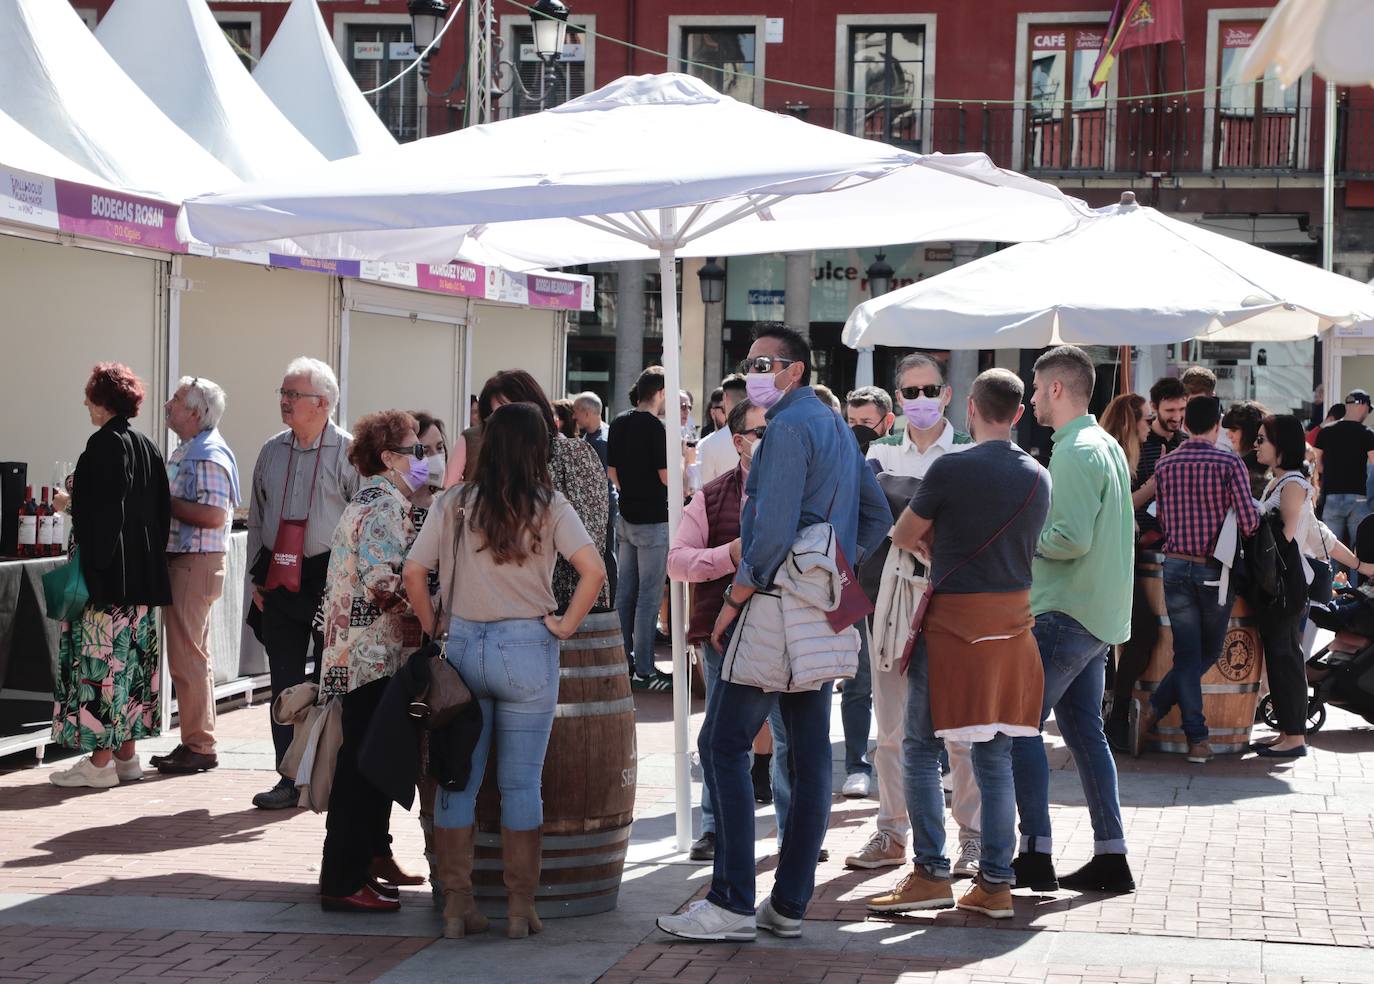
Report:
1,462,27,558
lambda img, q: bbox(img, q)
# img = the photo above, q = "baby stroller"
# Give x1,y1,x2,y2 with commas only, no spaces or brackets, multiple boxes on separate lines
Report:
1290,515,1374,732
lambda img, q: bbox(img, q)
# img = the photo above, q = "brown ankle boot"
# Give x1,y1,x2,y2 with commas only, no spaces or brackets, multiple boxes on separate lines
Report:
501,827,543,939
369,855,426,886
434,826,489,939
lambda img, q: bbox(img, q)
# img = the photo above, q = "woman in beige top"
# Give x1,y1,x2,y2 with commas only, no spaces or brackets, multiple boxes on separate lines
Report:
403,402,604,942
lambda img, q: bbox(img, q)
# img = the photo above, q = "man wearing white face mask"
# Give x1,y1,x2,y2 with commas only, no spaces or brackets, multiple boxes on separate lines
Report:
850,354,983,880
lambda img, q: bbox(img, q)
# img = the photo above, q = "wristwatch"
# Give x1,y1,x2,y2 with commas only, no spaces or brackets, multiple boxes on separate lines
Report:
722,585,744,610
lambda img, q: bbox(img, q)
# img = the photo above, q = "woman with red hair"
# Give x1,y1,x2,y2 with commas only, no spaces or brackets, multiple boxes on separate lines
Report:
49,363,172,789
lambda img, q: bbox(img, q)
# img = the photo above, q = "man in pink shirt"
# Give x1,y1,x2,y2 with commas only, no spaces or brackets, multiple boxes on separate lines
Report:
669,399,790,862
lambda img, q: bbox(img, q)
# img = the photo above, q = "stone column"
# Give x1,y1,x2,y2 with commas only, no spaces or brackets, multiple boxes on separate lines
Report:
614,259,645,415
944,244,982,430
784,251,812,345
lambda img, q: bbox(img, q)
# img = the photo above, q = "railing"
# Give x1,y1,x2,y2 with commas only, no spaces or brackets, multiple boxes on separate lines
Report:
769,97,1374,179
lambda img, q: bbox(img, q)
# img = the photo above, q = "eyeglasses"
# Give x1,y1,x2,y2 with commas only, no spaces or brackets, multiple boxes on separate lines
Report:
898,384,946,400
279,388,324,402
742,425,768,439
387,444,426,460
738,356,795,374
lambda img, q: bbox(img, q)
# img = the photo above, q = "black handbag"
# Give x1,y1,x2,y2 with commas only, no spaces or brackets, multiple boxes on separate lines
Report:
409,501,474,729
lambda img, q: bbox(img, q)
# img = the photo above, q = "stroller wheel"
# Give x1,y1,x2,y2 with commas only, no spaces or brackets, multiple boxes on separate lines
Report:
1305,699,1327,735
1258,695,1281,731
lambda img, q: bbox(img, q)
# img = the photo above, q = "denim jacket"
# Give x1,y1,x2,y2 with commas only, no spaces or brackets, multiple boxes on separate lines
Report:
738,386,889,591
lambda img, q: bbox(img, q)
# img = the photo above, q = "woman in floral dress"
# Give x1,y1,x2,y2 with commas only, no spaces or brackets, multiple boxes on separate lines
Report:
317,410,428,912
50,363,172,789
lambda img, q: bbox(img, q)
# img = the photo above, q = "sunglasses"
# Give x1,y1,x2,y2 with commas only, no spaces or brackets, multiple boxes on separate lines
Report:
899,384,945,400
1254,435,1267,445
1346,398,1367,405
388,444,426,460
738,356,795,374
742,425,768,439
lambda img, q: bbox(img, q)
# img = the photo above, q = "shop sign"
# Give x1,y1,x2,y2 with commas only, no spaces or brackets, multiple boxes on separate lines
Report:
518,42,585,62
1032,31,1067,51
54,181,182,251
1,167,58,231
416,260,488,297
766,18,784,44
268,254,362,278
1222,24,1259,49
389,42,417,60
353,41,384,60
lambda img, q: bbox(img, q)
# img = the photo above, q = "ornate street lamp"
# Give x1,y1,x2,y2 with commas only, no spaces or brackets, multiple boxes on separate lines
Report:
408,0,449,54
866,250,894,298
530,0,570,61
697,257,725,305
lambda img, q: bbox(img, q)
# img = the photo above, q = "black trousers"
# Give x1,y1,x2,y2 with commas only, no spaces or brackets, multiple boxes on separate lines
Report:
1258,606,1308,736
320,678,393,898
262,597,324,764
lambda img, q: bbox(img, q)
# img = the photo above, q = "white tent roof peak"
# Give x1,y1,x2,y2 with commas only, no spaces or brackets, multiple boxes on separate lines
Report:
253,0,397,161
98,0,326,182
0,0,237,200
0,107,110,186
550,73,724,111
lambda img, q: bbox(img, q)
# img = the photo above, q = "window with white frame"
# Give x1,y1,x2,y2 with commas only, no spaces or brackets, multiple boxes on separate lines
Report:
1215,21,1301,169
216,19,256,71
1025,25,1108,170
846,26,926,147
345,23,420,142
681,27,758,105
506,21,590,117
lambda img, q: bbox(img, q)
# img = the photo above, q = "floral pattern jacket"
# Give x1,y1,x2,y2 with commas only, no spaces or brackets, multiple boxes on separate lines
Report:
319,477,423,698
550,433,610,611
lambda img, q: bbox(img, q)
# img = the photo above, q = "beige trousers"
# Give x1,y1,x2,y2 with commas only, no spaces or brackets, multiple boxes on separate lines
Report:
165,552,226,755
871,650,981,846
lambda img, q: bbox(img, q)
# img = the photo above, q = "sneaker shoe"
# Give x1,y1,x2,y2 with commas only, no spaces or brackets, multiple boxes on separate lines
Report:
952,840,981,878
114,754,144,782
751,753,773,804
841,772,872,798
865,865,954,912
656,899,756,941
845,830,905,870
252,777,300,810
689,832,716,862
956,876,1014,919
1057,853,1135,894
1186,742,1213,764
631,670,673,693
755,896,801,939
1012,851,1059,892
49,756,118,789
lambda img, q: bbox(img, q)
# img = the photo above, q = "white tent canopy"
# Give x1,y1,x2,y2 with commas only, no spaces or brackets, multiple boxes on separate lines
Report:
843,194,1374,351
97,0,326,182
181,72,1096,852
1239,0,1374,87
253,0,398,161
0,0,236,201
0,106,109,186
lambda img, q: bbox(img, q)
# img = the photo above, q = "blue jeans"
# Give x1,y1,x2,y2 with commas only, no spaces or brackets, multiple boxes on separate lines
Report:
1012,612,1126,856
615,518,669,675
905,636,1016,883
435,615,560,831
700,678,832,919
840,623,874,776
698,642,790,837
1152,558,1234,745
1323,493,1370,584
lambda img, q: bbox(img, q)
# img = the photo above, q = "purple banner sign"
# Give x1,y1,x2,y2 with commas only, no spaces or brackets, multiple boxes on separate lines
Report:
415,261,491,298
54,181,183,252
269,254,362,278
525,272,594,311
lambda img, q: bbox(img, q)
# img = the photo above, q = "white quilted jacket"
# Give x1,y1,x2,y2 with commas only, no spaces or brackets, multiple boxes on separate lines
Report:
720,523,862,693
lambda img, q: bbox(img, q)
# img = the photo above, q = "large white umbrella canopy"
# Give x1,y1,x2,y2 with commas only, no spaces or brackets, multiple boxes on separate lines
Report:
181,72,1089,852
1238,0,1374,87
844,193,1374,352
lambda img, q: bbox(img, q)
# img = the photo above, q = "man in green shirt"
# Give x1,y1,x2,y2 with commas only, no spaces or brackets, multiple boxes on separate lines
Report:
1011,345,1136,897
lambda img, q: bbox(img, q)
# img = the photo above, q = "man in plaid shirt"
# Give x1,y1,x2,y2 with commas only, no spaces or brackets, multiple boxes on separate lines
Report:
1134,396,1258,764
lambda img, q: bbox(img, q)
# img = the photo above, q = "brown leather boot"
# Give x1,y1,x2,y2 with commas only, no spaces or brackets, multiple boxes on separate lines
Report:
501,827,543,939
434,826,489,939
369,855,425,886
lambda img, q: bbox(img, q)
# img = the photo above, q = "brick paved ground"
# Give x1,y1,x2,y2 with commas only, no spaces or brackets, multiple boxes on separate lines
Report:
2,682,1373,983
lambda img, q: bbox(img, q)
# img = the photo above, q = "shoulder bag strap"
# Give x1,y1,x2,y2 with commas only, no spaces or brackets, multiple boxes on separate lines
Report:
930,468,1043,592
432,496,466,639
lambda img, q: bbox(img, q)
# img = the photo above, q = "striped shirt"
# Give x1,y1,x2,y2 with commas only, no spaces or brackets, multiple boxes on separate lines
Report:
1153,438,1259,558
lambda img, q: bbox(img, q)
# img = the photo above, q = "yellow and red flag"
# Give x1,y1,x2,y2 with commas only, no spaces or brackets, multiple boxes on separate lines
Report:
1089,0,1184,96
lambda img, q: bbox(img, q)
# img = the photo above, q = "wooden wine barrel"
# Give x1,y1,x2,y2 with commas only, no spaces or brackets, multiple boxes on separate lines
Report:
473,609,637,918
1128,551,1263,755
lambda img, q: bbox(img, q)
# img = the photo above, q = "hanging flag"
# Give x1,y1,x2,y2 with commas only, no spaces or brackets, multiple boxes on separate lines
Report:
1089,0,1185,96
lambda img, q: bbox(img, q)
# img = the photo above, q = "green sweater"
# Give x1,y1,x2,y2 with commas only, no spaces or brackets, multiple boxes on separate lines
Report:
1030,414,1135,645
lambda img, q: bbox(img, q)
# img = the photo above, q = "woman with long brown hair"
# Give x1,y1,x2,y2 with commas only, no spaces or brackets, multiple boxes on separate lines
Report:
403,403,605,941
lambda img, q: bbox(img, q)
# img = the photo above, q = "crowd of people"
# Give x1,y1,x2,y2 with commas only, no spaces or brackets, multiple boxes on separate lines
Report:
38,333,1366,943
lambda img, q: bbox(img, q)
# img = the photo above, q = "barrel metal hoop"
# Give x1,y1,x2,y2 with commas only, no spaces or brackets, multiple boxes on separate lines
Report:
559,663,627,679
1134,682,1259,694
474,876,625,897
1149,725,1252,736
474,851,625,871
1147,739,1245,755
559,633,626,652
475,826,632,850
555,696,636,718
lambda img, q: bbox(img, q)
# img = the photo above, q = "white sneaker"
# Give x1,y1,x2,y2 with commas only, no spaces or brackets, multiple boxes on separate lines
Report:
841,772,872,798
49,756,118,789
114,754,144,782
755,896,801,939
657,899,756,942
953,840,981,878
941,770,954,794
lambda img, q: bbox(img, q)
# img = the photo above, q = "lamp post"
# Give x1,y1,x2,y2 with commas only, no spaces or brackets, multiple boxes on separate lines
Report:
530,0,570,109
407,0,449,79
856,251,894,388
698,257,725,392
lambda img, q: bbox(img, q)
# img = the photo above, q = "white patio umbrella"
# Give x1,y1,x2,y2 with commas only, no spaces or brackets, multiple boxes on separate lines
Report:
844,192,1374,352
1238,0,1374,87
181,73,1087,852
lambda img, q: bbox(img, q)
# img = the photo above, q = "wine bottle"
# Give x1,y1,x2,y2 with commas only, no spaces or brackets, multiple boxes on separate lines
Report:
51,499,66,557
16,485,37,559
36,487,54,557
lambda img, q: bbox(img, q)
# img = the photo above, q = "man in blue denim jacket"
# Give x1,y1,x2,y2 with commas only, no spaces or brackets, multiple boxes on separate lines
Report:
657,325,888,943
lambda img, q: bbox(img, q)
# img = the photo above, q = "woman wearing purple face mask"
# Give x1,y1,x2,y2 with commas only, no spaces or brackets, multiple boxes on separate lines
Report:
316,410,430,913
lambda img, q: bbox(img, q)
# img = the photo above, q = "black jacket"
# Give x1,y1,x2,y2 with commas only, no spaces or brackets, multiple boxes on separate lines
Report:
73,417,172,608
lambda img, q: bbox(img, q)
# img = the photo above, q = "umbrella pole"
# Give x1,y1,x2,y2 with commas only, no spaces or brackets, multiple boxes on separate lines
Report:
657,209,692,854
